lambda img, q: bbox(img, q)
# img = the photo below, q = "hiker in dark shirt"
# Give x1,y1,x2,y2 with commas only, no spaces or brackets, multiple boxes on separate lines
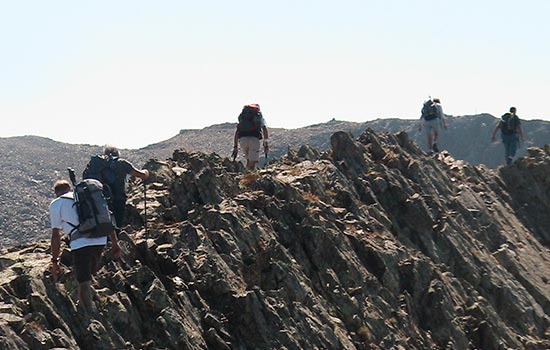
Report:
102,146,149,228
491,107,524,165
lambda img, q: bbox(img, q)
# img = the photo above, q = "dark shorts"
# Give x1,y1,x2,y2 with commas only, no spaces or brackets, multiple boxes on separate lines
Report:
423,118,440,136
72,245,105,283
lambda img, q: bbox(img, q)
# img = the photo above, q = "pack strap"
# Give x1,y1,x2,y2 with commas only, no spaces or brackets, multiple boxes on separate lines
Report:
67,221,80,242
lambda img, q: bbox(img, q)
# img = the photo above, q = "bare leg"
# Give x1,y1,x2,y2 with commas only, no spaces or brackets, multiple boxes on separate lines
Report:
427,133,434,151
433,129,439,145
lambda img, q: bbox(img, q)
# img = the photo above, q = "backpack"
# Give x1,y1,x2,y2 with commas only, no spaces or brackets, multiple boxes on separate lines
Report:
83,155,118,187
422,100,439,121
500,113,518,135
237,104,263,138
67,177,114,241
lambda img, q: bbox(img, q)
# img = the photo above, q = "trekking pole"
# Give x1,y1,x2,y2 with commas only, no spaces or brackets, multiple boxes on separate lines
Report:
68,168,76,187
264,139,270,168
232,146,238,162
143,181,147,234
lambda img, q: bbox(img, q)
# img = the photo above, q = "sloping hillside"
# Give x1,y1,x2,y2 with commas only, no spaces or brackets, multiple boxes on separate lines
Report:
0,136,146,248
0,129,548,349
147,115,550,170
1,115,549,248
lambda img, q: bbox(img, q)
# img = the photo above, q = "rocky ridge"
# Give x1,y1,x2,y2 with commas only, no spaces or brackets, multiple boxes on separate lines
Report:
2,115,550,248
0,129,549,349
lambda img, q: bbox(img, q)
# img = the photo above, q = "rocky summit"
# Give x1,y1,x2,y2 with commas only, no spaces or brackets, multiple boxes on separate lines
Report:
1,129,549,350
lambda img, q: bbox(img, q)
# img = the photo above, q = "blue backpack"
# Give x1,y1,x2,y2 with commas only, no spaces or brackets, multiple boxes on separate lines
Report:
422,100,439,121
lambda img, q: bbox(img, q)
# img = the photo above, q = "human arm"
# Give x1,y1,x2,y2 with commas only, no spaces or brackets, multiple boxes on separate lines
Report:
518,124,524,143
418,107,425,131
51,228,62,281
130,168,149,181
419,104,426,131
109,231,121,259
491,123,500,142
440,116,448,130
262,125,269,154
232,129,239,160
438,105,448,130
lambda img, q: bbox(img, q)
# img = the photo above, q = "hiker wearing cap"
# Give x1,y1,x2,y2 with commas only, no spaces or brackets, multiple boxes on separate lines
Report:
419,97,447,154
83,145,149,229
49,180,121,313
491,107,524,165
232,104,269,170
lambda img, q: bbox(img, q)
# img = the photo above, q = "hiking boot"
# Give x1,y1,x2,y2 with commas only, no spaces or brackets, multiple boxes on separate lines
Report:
506,156,513,165
432,143,439,153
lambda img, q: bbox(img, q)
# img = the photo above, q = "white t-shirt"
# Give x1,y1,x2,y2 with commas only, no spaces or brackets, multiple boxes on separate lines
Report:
49,192,107,250
260,116,267,128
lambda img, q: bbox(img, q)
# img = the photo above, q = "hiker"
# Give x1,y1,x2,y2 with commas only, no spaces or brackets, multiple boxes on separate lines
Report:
491,107,524,165
49,180,121,312
84,145,149,229
419,97,447,154
232,104,269,170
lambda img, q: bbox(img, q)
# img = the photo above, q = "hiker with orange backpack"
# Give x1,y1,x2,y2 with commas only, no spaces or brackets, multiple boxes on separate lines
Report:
232,104,269,170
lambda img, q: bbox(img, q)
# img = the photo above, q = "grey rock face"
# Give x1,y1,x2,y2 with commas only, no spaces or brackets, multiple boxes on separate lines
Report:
3,115,550,248
1,129,549,349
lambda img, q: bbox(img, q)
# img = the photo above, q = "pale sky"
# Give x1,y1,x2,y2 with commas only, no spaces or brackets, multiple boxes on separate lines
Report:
1,1,549,149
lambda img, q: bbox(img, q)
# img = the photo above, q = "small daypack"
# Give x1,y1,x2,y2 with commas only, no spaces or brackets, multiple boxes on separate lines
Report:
237,104,263,138
422,100,439,121
83,155,118,187
500,113,518,135
67,177,114,240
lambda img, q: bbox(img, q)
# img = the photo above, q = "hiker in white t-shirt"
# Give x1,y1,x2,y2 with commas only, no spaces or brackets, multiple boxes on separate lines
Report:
49,180,120,313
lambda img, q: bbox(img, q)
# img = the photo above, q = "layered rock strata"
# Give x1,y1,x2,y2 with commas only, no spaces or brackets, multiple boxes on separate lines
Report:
1,130,549,349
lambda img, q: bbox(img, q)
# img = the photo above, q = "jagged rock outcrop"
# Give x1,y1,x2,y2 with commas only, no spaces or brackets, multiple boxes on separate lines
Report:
3,115,550,249
1,130,549,349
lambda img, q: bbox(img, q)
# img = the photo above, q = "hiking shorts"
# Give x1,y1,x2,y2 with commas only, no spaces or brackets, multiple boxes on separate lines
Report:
423,119,440,136
239,136,260,162
72,245,105,283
